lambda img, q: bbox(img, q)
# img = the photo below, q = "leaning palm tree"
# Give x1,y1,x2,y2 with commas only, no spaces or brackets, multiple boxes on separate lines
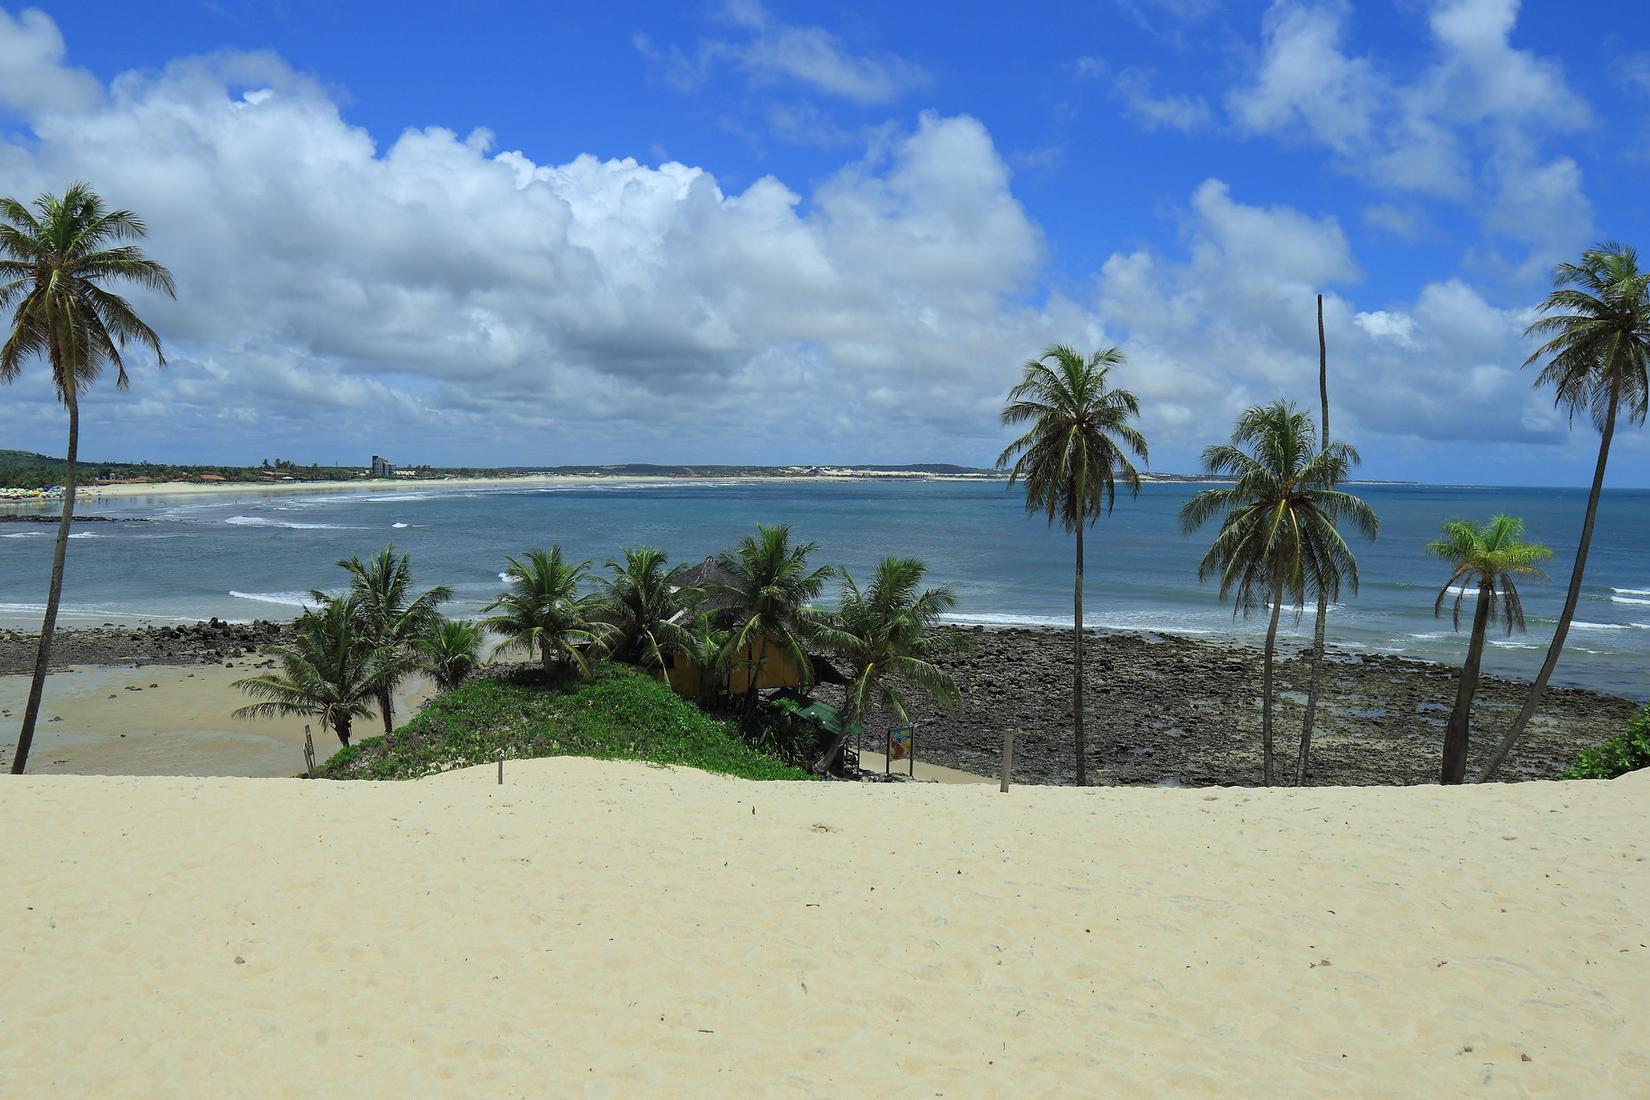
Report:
997,344,1148,785
809,557,962,774
1483,243,1650,780
482,547,611,679
233,595,398,748
1427,516,1551,784
334,546,452,731
598,546,694,670
709,524,832,716
1180,401,1378,785
1,183,175,774
415,618,484,693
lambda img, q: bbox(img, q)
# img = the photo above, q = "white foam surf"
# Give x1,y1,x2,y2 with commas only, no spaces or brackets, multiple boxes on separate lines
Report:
228,589,321,609
225,515,353,530
1610,595,1650,606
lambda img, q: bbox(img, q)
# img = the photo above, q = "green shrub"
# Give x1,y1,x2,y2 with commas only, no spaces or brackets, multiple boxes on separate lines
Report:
313,663,812,782
1562,704,1650,780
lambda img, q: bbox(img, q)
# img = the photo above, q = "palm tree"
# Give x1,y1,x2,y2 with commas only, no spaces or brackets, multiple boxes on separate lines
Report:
1180,401,1378,785
1296,293,1332,785
709,524,832,716
1483,242,1650,779
997,344,1148,785
333,546,452,732
233,595,399,748
671,605,732,709
482,547,611,679
1,183,175,774
1427,516,1551,784
809,557,962,774
598,546,694,669
416,618,484,693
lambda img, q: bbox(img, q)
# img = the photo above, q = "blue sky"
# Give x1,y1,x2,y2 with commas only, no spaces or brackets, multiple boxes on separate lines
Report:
2,1,1648,484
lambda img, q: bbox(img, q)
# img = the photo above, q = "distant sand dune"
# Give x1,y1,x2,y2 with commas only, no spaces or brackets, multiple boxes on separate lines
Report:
0,762,1645,1096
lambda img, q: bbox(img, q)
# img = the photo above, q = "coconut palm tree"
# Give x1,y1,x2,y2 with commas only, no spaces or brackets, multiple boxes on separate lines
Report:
1483,243,1650,780
997,344,1148,785
1180,401,1378,785
709,524,832,716
809,557,961,774
598,546,694,670
482,547,611,679
671,605,732,710
233,595,399,748
1427,516,1551,785
333,546,452,732
416,618,484,693
1,183,175,774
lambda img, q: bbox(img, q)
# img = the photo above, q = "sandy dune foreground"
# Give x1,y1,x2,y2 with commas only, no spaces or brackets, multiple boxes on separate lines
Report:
1,763,1645,1097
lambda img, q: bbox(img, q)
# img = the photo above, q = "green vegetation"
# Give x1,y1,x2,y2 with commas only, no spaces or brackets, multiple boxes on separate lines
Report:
997,343,1149,786
598,546,694,669
1562,705,1650,780
483,547,614,677
416,619,483,692
1426,516,1551,784
708,524,832,716
334,547,452,732
233,594,406,747
1181,401,1378,786
314,664,811,782
1485,243,1650,779
2,183,174,775
810,557,961,773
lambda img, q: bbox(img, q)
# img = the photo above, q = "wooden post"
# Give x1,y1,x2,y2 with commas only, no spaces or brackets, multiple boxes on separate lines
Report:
497,749,505,785
884,729,890,776
303,725,315,779
909,724,915,778
1000,728,1014,793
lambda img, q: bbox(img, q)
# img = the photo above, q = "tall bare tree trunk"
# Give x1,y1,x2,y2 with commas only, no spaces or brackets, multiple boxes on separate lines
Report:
11,388,78,774
1261,584,1283,786
1296,292,1330,786
1073,521,1086,786
1442,582,1493,784
1481,385,1618,780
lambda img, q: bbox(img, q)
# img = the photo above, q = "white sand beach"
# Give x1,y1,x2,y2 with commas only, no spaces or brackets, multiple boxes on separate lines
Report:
1,761,1644,1096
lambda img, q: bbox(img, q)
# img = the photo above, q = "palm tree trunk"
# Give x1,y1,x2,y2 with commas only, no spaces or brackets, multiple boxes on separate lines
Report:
1073,521,1086,786
1442,583,1493,784
1261,584,1283,786
334,713,352,748
378,688,395,734
1296,293,1330,786
742,635,769,719
539,640,555,677
1481,385,1618,780
11,388,79,774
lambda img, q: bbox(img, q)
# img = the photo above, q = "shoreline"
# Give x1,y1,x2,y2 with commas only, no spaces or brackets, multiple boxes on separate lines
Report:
3,620,1634,785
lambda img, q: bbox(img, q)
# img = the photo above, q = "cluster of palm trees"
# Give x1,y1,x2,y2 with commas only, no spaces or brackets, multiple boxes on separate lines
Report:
232,548,480,747
231,526,963,771
998,241,1647,788
480,525,961,773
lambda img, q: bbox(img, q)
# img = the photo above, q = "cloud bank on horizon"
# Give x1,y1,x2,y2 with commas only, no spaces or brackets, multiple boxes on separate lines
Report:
0,1,1645,485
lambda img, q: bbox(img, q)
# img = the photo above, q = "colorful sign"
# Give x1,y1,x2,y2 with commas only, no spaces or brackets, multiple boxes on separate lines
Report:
888,726,912,762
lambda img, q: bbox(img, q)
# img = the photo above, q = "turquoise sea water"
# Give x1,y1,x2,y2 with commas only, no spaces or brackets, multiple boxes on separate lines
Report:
0,479,1645,700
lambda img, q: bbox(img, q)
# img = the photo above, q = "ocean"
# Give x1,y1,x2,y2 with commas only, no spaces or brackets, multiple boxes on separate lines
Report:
1,479,1645,700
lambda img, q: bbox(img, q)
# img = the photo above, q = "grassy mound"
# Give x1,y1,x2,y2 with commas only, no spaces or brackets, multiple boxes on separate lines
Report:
314,664,812,782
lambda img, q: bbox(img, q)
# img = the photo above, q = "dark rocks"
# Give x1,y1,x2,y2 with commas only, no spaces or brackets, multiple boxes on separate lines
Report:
0,618,291,675
813,626,1640,789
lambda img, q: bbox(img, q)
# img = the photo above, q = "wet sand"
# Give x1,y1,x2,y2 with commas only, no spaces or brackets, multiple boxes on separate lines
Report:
0,664,433,777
